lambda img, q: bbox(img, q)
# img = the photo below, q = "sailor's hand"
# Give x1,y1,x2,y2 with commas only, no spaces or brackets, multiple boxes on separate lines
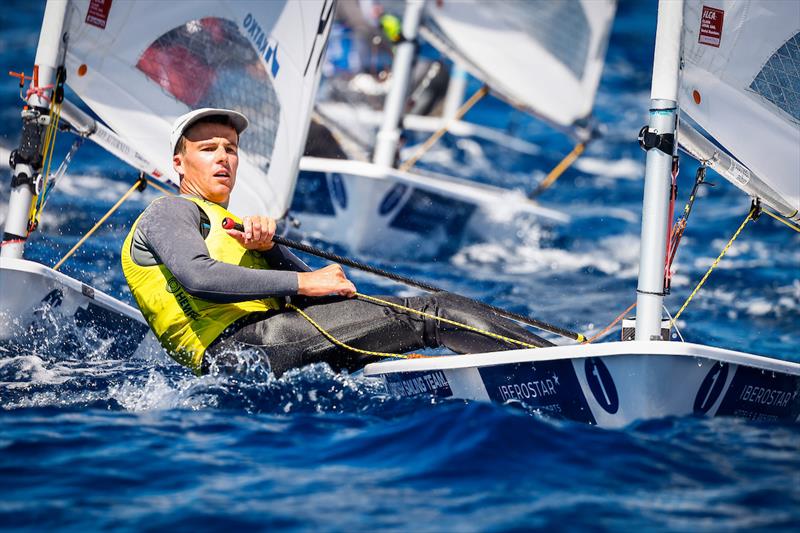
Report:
297,264,357,297
226,215,276,251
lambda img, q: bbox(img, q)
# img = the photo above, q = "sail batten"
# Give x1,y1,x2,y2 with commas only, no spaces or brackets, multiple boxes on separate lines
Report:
62,0,332,218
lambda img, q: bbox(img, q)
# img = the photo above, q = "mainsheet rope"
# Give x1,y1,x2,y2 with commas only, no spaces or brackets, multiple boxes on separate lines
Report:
668,205,756,329
286,292,542,361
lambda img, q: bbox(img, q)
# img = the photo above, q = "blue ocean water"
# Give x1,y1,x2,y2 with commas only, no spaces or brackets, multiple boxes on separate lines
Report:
1,1,799,531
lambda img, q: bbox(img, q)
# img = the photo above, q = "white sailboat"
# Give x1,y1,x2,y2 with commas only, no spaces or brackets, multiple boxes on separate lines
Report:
0,0,334,357
364,0,800,427
295,0,615,255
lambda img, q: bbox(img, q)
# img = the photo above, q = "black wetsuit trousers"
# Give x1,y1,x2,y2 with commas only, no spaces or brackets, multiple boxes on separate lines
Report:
202,292,552,377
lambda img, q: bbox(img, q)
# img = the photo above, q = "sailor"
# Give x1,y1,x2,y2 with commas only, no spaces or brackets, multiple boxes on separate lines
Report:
121,108,551,377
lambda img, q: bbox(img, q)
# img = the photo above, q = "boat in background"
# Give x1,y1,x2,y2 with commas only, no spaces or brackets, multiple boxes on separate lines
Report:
294,0,616,257
421,0,615,142
1,0,334,357
365,0,800,427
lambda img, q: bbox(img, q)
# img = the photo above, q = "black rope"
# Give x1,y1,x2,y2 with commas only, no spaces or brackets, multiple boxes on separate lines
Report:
222,218,584,342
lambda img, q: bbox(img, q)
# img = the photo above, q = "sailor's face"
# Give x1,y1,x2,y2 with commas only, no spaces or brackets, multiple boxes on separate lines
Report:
174,122,239,206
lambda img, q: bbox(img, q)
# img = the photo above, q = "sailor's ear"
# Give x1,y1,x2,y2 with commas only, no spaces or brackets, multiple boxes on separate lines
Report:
173,152,184,176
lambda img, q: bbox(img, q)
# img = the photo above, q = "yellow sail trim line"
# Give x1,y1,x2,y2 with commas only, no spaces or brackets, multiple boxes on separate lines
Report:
28,69,65,231
668,207,756,329
529,141,586,199
28,101,62,229
53,177,145,271
287,292,542,361
398,84,489,173
286,303,415,359
763,207,800,233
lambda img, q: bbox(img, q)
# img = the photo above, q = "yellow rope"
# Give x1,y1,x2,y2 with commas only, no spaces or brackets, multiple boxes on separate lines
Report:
669,208,755,328
40,102,62,205
529,141,586,198
287,291,541,360
356,293,540,349
286,303,416,359
28,101,61,227
398,84,489,173
763,208,800,233
53,178,143,271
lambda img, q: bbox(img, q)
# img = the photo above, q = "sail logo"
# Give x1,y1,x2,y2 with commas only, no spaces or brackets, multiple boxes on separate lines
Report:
243,14,280,78
85,0,112,30
699,6,724,48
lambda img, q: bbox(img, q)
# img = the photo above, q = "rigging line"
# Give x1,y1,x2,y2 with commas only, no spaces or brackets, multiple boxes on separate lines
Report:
286,291,542,362
665,164,708,292
356,293,541,349
40,137,83,211
36,70,65,221
40,102,62,201
582,301,636,344
528,141,586,199
398,84,489,173
273,233,583,341
29,102,58,225
668,165,707,270
286,303,417,359
762,208,800,233
29,94,64,229
668,206,756,329
53,177,146,271
662,305,684,342
221,218,584,341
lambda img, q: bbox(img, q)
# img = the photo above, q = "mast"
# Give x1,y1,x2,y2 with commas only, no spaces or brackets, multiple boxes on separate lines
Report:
373,0,426,168
635,0,683,341
442,64,468,121
2,0,70,259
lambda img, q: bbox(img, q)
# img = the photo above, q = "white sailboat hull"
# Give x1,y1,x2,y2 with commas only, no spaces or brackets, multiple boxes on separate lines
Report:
363,341,800,428
295,157,567,254
0,258,156,359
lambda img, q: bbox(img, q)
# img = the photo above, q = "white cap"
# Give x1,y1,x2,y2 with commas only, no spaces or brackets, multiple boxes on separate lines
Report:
170,108,249,154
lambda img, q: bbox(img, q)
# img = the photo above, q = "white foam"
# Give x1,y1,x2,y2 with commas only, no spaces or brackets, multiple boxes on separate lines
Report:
574,157,643,180
453,233,640,278
0,355,69,388
0,145,10,169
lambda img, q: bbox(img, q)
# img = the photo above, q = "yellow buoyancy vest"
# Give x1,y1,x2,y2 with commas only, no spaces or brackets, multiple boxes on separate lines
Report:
121,196,281,374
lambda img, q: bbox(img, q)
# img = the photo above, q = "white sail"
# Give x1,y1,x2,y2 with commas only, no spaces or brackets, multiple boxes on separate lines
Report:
62,0,334,218
422,0,616,138
679,1,800,217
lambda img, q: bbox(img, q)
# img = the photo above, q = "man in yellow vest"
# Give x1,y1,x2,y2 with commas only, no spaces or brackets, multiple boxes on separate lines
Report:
122,108,550,377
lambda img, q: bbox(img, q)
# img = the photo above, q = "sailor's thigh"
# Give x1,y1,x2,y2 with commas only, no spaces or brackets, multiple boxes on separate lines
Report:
231,295,409,346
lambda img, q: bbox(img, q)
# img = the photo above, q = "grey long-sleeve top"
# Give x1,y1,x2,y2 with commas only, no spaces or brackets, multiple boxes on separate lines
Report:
128,196,310,303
